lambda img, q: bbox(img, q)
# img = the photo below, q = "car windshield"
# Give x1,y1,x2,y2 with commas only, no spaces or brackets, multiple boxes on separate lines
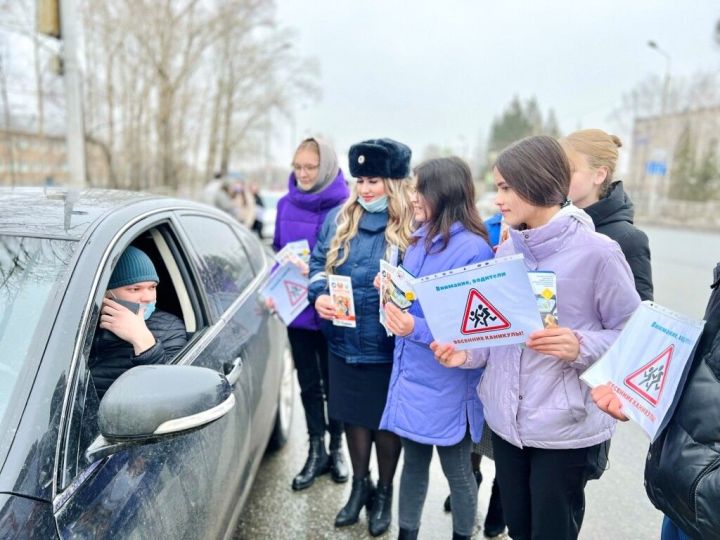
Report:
0,235,76,425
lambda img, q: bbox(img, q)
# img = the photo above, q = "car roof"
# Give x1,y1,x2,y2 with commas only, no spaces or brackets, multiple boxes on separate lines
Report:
0,187,212,240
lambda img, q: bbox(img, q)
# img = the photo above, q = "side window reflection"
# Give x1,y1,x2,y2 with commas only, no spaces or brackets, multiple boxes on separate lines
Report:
180,216,255,314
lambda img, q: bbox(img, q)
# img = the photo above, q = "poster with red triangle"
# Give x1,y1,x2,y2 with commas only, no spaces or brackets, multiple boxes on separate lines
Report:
460,288,511,335
284,280,308,307
623,344,674,406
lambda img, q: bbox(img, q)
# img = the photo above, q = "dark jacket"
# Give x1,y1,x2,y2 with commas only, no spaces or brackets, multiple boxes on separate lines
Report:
584,181,654,301
645,262,720,539
89,310,188,399
308,207,394,364
273,170,349,331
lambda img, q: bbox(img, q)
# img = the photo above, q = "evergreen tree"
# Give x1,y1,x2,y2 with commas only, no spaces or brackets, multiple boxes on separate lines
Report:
669,125,697,201
695,139,719,200
544,109,561,138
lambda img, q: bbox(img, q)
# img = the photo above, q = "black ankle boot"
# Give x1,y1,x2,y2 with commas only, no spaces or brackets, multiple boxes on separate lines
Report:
335,475,375,527
398,528,419,539
291,436,329,491
483,478,506,537
444,469,482,512
329,436,349,483
368,483,393,537
452,533,471,540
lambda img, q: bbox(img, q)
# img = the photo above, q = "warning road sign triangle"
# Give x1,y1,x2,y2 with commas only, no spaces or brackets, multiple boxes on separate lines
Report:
284,280,308,307
624,344,674,406
460,288,511,335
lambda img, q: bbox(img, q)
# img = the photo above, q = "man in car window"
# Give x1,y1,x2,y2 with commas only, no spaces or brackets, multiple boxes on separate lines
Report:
89,246,188,399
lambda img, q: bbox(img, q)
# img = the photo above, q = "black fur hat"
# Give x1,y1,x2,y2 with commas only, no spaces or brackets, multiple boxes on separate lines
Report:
348,138,412,179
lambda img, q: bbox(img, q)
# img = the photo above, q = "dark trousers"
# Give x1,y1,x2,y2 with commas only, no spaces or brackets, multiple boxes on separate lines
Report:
287,327,343,439
491,431,598,540
400,432,477,535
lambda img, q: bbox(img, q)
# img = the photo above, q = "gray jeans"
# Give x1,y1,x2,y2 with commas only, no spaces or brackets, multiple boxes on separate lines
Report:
399,431,477,535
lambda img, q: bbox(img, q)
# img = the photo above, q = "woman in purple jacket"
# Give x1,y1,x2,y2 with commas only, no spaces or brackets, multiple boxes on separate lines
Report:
273,137,350,491
379,157,493,540
433,136,641,540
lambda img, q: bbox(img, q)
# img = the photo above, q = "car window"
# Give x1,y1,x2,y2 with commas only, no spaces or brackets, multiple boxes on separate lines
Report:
0,235,76,427
180,215,255,314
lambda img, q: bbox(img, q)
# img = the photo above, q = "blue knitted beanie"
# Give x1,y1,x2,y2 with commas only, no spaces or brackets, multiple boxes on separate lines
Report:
108,246,159,289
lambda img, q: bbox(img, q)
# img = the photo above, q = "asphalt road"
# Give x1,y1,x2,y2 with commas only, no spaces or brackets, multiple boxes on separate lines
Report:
235,225,718,540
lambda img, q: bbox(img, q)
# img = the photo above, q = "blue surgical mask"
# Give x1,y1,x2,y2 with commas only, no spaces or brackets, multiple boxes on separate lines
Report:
142,302,156,320
357,195,388,213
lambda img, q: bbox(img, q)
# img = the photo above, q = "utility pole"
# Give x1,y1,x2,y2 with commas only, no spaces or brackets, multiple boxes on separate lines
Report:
646,40,672,218
59,0,87,188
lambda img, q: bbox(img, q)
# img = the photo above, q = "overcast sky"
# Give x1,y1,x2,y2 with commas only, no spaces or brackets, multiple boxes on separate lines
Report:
272,0,719,173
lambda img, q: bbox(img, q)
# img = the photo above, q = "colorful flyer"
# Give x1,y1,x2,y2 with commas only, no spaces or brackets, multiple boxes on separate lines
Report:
379,260,416,334
528,271,558,328
329,275,356,328
259,262,309,325
411,254,543,350
581,301,705,441
275,239,311,266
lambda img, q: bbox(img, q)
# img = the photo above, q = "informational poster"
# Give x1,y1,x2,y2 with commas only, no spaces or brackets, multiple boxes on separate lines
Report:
275,239,311,266
528,271,558,328
379,260,416,335
259,262,309,325
581,301,705,441
412,254,543,350
329,275,356,328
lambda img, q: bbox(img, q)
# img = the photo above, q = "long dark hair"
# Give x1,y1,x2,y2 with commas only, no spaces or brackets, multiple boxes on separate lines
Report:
413,156,488,253
494,135,571,207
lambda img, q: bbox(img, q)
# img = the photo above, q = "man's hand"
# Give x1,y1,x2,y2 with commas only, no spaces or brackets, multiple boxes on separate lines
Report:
591,383,629,421
100,298,156,355
315,294,336,320
526,327,580,362
430,341,468,368
384,303,414,337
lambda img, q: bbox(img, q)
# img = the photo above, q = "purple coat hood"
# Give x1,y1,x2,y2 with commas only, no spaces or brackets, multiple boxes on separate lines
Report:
273,169,349,330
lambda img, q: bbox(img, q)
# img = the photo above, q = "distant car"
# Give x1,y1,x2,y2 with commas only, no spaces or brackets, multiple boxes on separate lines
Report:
259,190,286,244
0,188,294,538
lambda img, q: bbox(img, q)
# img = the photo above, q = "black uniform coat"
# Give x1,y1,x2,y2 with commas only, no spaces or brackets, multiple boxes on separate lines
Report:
645,263,720,539
584,181,654,301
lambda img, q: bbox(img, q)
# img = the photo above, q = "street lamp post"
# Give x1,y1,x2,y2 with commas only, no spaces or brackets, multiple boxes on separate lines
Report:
646,40,672,218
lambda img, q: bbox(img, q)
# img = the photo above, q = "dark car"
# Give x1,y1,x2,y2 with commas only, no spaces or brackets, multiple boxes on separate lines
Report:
0,188,294,539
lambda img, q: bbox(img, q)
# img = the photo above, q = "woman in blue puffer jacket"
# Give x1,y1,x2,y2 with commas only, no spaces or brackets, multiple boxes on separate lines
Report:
379,157,493,540
308,138,414,537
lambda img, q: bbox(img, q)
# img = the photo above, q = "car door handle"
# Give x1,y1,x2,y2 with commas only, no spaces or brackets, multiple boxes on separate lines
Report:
225,356,244,386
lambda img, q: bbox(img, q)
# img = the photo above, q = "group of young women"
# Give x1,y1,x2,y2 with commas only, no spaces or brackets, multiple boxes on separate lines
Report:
272,129,652,540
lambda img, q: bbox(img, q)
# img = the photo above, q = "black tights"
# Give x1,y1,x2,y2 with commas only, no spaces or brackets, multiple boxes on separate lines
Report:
345,424,402,487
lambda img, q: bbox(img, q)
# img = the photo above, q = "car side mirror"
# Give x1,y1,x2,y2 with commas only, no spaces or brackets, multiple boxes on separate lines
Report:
86,365,234,462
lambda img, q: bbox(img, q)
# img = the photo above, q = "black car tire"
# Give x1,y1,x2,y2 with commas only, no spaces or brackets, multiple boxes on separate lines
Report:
267,346,295,451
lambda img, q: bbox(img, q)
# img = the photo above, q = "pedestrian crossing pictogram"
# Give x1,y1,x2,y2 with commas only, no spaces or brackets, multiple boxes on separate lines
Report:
460,288,511,334
624,344,674,406
284,280,308,307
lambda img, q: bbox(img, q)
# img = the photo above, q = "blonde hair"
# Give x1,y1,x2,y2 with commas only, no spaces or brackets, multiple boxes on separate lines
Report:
325,178,414,273
559,129,622,197
295,138,319,157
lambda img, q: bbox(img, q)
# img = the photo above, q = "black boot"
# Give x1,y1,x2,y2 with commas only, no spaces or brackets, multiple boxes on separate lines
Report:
291,436,329,491
368,483,393,537
335,475,375,527
452,533,471,540
483,478,506,538
398,528,419,540
329,435,349,483
444,469,482,512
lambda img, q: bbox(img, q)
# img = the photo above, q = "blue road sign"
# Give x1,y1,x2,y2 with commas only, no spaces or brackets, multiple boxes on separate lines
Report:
646,161,667,176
